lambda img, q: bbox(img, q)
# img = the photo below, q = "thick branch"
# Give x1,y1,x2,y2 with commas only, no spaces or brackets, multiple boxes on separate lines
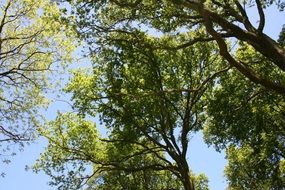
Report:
181,1,285,74
202,8,285,94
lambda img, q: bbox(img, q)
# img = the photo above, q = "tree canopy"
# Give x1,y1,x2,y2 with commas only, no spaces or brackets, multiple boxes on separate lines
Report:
0,0,75,161
35,113,209,190
35,31,224,189
33,0,285,190
60,0,285,93
204,46,285,189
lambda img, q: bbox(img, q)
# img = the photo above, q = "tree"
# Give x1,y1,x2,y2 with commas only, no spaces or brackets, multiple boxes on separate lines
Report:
60,0,285,93
35,113,209,190
35,32,223,189
204,43,285,189
34,0,285,189
0,0,75,160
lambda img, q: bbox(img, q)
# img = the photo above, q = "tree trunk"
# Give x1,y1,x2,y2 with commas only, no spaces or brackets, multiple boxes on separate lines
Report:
179,158,195,190
181,169,195,190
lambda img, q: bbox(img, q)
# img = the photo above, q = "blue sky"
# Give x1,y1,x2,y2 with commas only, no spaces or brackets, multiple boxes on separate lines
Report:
1,5,284,190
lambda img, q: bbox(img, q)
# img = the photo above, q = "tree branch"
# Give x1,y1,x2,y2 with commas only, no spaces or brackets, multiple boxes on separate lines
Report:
201,6,285,94
255,0,265,32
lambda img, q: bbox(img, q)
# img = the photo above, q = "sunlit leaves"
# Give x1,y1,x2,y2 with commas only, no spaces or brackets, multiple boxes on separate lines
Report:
0,0,76,160
204,52,285,188
35,113,102,190
35,0,285,189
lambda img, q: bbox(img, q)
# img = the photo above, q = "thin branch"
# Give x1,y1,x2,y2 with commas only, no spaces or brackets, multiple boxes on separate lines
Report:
0,125,31,142
158,33,233,51
255,0,265,32
233,0,255,32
